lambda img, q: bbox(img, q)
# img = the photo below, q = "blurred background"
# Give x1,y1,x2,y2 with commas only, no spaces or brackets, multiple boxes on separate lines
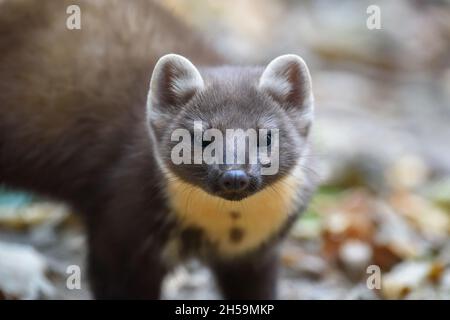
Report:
1,0,450,299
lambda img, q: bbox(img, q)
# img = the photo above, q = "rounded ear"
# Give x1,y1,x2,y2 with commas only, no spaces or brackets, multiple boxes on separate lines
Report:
147,54,204,118
258,54,313,110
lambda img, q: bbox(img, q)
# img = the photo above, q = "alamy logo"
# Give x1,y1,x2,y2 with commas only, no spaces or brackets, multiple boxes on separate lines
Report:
366,265,381,290
66,5,81,30
66,265,81,290
170,121,280,175
366,5,381,30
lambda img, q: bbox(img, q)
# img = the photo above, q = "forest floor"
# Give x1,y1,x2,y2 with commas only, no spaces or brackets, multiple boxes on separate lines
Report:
1,0,450,300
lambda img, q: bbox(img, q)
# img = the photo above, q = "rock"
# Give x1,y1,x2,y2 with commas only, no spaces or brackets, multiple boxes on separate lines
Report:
0,198,70,230
381,261,445,299
386,154,429,191
389,191,450,240
374,201,429,261
345,284,379,300
281,244,328,279
339,240,373,279
162,262,219,300
291,211,322,240
441,269,450,293
423,177,450,212
0,241,54,299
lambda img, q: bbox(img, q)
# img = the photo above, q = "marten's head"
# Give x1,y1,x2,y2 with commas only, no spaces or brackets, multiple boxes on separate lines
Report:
147,54,313,202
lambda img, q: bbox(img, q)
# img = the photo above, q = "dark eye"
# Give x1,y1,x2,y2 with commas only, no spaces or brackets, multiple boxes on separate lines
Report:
258,131,272,147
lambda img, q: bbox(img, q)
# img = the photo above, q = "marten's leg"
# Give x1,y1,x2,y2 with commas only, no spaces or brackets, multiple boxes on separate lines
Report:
211,249,279,299
86,216,168,299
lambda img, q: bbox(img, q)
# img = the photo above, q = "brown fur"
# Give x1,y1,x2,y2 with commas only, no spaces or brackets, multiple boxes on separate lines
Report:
0,0,316,300
0,0,220,208
0,0,223,299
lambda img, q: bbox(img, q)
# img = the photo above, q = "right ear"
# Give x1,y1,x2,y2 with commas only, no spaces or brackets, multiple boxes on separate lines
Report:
147,54,204,119
258,54,313,110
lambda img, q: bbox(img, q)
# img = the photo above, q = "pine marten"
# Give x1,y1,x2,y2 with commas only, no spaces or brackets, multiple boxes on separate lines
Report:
0,0,317,299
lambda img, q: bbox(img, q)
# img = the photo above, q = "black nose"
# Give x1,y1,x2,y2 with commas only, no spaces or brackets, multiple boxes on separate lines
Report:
219,170,250,192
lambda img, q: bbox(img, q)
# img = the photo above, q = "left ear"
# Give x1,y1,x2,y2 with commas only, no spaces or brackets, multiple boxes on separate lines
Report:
259,54,313,111
147,54,204,121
